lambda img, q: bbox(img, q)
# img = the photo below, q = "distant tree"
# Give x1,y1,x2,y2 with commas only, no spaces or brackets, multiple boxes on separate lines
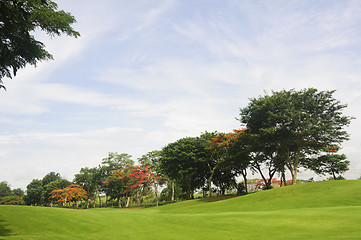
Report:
49,184,88,207
160,182,184,201
0,0,80,89
305,145,350,180
100,152,134,207
24,172,69,206
101,152,134,170
211,166,237,195
209,129,251,193
0,181,12,198
240,88,353,184
199,131,223,197
0,195,25,205
138,151,165,206
24,179,43,205
12,188,24,197
42,178,70,206
160,137,208,200
74,167,99,208
42,172,61,186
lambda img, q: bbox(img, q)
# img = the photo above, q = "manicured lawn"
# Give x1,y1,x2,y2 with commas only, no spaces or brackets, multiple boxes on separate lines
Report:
1,180,361,239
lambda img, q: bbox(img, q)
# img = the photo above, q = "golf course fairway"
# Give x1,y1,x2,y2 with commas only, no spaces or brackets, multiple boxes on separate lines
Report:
1,180,361,239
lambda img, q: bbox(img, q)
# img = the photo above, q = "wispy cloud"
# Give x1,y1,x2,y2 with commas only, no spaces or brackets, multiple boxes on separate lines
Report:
1,0,361,189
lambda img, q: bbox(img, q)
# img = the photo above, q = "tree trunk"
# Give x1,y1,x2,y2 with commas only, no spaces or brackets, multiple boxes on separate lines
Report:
171,180,175,202
136,191,140,207
208,164,216,197
155,183,159,207
208,175,213,197
125,197,130,208
286,147,301,185
242,170,248,194
93,197,96,208
186,176,192,200
282,170,287,186
254,161,272,189
117,197,122,208
105,195,108,208
98,194,102,208
86,199,90,209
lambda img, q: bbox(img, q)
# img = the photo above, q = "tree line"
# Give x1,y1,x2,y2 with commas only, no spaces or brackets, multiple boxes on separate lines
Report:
0,88,353,207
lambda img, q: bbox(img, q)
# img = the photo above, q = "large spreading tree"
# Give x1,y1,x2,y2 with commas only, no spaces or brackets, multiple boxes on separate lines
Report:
0,0,80,89
239,88,353,184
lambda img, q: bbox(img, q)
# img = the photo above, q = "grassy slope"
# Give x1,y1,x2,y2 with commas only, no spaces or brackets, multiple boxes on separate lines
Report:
1,180,361,240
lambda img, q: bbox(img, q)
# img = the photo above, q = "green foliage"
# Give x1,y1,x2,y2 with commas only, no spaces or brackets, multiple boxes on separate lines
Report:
42,172,61,186
23,179,43,205
42,178,71,205
306,154,350,179
0,0,80,82
160,137,208,199
101,152,134,171
0,181,12,198
160,182,185,201
239,88,353,184
24,172,70,206
12,188,24,197
74,167,99,199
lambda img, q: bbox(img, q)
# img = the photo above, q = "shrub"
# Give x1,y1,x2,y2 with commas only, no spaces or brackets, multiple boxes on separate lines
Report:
0,196,25,205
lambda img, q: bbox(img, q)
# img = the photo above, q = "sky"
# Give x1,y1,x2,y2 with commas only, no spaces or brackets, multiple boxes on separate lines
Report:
1,0,361,190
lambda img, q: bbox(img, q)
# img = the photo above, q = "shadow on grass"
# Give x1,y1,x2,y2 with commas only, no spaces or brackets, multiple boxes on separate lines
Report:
0,219,12,237
200,194,242,202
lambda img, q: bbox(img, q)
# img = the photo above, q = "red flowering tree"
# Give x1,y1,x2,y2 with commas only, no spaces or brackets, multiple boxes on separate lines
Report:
49,184,88,207
105,165,164,208
202,129,249,196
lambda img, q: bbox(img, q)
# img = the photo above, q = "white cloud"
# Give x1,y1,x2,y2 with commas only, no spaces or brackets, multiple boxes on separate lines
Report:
1,0,361,190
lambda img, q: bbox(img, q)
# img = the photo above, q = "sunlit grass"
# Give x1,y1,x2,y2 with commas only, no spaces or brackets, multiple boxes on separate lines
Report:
1,180,361,239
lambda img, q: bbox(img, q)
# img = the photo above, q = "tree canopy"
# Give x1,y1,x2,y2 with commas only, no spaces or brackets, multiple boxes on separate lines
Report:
239,88,354,184
0,0,80,88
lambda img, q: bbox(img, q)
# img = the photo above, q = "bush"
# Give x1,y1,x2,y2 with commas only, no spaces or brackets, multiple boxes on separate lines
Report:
0,196,25,205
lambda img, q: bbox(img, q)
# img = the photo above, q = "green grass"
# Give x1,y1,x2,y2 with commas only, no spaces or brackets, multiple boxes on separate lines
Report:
1,180,361,239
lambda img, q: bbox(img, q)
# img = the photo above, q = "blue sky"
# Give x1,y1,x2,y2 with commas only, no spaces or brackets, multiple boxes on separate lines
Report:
1,0,361,189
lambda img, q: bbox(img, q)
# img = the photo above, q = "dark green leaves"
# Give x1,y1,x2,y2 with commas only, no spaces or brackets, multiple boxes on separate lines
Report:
0,0,79,81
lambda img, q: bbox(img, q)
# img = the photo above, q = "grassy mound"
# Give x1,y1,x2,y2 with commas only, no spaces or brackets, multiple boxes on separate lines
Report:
159,180,361,213
1,180,361,239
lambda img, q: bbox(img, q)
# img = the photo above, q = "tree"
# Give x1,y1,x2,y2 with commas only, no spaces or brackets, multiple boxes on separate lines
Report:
100,152,134,207
74,167,99,208
49,184,88,207
199,131,223,197
104,164,161,208
42,178,70,206
42,172,61,186
12,188,24,196
0,181,12,198
0,0,80,88
24,172,70,206
208,129,251,194
160,137,208,200
240,88,353,184
138,151,165,206
101,152,134,171
24,179,43,205
305,145,350,180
